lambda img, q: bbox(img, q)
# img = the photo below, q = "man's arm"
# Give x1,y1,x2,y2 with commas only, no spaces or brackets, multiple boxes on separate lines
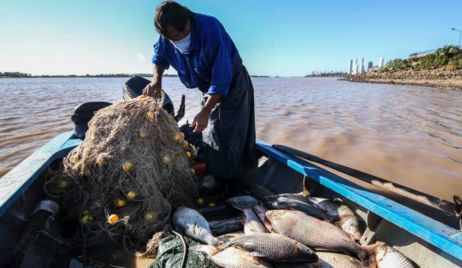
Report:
191,94,221,132
143,64,165,98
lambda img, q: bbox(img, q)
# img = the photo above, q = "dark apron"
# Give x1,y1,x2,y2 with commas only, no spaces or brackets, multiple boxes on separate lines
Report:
202,66,257,180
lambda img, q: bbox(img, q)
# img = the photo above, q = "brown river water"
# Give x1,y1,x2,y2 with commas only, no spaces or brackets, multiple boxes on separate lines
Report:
0,77,461,202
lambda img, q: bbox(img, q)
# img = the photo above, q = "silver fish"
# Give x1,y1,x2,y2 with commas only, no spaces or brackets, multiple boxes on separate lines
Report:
307,197,362,240
266,210,366,259
374,242,415,268
172,206,218,245
313,252,365,268
190,245,272,268
264,195,333,221
226,196,268,235
227,233,318,263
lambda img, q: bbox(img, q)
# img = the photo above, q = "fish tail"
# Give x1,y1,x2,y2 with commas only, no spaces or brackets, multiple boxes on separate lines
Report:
189,244,218,255
361,242,382,268
205,234,219,246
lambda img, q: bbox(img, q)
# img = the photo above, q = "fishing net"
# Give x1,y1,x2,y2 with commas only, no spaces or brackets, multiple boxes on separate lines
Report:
44,96,199,249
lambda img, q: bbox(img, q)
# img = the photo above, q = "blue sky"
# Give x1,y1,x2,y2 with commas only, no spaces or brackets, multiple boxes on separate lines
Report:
0,0,461,76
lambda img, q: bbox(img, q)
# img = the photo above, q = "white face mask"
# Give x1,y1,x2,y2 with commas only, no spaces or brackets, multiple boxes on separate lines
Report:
170,32,191,54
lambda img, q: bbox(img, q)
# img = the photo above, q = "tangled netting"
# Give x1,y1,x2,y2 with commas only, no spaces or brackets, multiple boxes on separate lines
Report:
44,96,199,249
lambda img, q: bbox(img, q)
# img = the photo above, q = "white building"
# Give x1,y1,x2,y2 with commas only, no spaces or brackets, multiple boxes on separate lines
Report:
361,58,365,74
353,58,359,74
379,57,384,68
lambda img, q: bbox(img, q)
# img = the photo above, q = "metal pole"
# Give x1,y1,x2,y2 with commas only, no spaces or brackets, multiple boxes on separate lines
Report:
451,28,462,48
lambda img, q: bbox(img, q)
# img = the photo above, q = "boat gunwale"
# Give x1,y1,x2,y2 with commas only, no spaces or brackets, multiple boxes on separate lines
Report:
256,140,462,261
0,131,79,217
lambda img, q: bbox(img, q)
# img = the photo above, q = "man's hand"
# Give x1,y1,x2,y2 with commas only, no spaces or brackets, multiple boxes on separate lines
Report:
190,109,210,133
190,94,221,133
142,82,162,98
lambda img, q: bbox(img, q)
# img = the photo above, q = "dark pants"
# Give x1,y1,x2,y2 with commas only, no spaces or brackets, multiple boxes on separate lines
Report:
202,66,257,180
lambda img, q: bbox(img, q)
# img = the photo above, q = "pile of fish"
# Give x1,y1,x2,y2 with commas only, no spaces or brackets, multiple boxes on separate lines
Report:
171,189,416,268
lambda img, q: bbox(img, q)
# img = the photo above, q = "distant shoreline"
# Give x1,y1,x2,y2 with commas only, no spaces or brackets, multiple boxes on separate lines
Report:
0,73,163,78
0,73,272,79
344,77,462,91
344,69,462,90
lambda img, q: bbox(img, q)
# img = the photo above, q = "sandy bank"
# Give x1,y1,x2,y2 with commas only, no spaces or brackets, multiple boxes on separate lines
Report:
345,69,462,90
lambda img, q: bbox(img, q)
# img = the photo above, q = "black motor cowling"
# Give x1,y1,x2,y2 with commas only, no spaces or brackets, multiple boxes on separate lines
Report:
71,101,112,139
123,75,175,116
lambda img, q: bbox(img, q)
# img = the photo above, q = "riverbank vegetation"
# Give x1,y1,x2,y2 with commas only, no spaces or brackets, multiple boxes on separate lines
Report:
386,46,462,71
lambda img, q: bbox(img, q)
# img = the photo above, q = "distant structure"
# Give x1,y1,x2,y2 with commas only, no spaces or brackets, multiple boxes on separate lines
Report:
379,57,384,68
360,58,365,74
348,57,385,74
367,61,373,71
353,58,359,74
409,49,436,59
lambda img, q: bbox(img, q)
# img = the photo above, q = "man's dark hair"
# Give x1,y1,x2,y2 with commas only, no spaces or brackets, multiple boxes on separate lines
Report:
154,1,193,36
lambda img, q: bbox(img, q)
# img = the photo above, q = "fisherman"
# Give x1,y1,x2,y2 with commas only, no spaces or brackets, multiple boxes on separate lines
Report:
143,1,256,181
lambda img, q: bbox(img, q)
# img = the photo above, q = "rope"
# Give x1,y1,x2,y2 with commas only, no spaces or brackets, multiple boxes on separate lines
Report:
169,210,188,268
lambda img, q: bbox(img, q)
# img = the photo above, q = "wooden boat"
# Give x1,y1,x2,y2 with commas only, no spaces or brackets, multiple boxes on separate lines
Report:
0,78,461,267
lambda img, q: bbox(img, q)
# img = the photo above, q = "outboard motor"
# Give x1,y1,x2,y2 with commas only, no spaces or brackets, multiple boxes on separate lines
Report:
123,76,185,122
71,76,186,139
123,76,175,116
71,101,112,139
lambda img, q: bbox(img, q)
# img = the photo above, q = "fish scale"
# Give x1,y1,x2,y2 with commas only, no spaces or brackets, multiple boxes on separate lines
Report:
314,252,365,268
266,210,365,259
190,245,272,268
375,243,415,268
228,233,318,263
306,197,362,240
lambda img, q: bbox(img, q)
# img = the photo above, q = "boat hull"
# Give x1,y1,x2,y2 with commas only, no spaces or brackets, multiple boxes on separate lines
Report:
0,132,461,267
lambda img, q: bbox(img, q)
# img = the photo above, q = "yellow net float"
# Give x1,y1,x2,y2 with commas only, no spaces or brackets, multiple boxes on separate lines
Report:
122,161,134,172
127,191,137,200
174,133,182,141
162,154,172,165
58,179,69,189
115,198,126,207
81,214,92,224
140,128,150,139
196,198,204,205
107,214,119,225
181,140,189,149
144,212,155,222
